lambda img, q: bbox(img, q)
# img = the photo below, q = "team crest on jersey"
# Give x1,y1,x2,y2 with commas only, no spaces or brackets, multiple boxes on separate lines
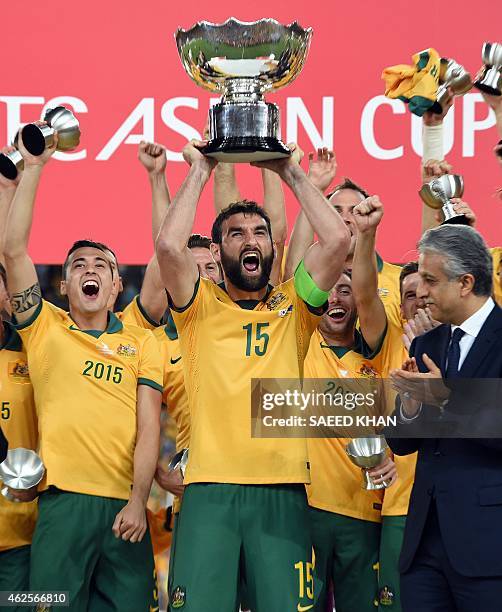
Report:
378,287,390,298
116,343,137,358
266,292,287,311
8,360,30,382
278,304,293,318
171,586,186,608
378,585,395,606
358,363,378,378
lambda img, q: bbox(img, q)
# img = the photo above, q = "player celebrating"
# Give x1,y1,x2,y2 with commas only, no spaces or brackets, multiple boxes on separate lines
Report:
156,139,350,611
4,128,163,611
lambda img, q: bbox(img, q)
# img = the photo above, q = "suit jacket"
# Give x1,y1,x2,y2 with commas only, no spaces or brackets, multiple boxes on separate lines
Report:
386,304,502,577
0,426,7,463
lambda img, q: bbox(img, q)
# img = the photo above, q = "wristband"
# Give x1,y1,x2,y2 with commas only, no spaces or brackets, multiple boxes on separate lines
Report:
422,123,444,163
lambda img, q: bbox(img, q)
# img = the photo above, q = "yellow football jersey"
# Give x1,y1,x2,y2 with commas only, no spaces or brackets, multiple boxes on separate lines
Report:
171,277,321,485
305,328,384,522
0,322,38,551
376,255,402,327
153,317,189,514
118,294,159,330
16,300,163,500
491,247,502,307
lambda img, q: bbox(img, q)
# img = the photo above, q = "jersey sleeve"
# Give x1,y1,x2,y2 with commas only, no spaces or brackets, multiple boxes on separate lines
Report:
119,295,159,330
14,299,60,351
137,330,163,393
169,276,206,335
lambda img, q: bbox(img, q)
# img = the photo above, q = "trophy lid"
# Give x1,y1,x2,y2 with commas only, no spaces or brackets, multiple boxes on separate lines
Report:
175,17,313,94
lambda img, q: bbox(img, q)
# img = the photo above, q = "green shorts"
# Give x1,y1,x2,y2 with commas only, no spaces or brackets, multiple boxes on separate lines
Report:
30,489,158,612
168,483,316,612
0,545,30,612
377,515,406,610
309,506,381,612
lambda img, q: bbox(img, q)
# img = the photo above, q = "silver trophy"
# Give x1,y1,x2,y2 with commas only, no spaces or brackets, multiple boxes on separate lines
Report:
168,448,189,478
0,448,45,503
475,42,502,96
419,174,466,224
175,17,312,162
431,58,472,114
346,437,389,490
22,106,81,156
0,130,24,180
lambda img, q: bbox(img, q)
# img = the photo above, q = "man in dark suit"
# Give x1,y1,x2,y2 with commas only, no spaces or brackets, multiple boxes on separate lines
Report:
0,427,7,463
387,224,502,612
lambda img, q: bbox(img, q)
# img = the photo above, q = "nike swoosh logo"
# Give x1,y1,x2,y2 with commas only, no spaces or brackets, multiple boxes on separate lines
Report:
170,356,182,364
297,605,314,612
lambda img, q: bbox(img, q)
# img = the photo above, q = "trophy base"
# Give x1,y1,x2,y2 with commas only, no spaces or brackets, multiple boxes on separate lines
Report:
22,124,55,156
202,137,291,163
441,213,470,226
0,152,22,180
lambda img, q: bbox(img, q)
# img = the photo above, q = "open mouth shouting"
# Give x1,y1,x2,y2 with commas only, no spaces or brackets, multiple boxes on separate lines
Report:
241,251,261,275
81,279,100,299
327,305,348,323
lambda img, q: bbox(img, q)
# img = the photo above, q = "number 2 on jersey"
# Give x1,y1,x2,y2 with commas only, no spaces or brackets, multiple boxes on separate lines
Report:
243,323,270,357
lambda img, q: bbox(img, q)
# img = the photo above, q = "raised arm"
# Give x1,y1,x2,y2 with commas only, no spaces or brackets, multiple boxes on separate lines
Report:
0,146,21,268
4,127,57,323
284,149,337,280
253,145,349,291
262,168,287,285
137,142,171,323
351,196,387,350
213,163,242,214
155,140,216,307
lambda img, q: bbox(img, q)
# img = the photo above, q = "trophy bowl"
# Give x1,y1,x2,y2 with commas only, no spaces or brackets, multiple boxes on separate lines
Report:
168,448,189,479
431,58,472,114
346,437,389,490
0,448,45,502
475,42,502,96
22,106,81,156
419,174,467,225
175,17,313,162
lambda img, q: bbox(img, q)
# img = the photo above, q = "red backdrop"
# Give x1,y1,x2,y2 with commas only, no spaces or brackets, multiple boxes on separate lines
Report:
2,2,501,264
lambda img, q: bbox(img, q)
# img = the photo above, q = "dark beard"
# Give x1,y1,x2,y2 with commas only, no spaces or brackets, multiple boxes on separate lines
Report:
220,248,274,292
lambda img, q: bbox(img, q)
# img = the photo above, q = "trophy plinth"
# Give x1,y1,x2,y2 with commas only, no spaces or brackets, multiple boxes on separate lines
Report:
419,174,467,225
431,58,472,114
475,42,502,96
0,448,45,503
22,106,81,157
175,18,312,162
346,437,389,491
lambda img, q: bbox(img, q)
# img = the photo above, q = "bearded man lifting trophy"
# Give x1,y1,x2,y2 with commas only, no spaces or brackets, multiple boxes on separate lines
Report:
175,17,312,162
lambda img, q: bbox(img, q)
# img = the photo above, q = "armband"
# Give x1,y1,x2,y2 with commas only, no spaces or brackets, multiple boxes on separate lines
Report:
294,259,329,308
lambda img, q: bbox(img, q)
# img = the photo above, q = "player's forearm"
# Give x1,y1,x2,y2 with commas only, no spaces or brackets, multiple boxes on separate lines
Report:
0,188,16,265
213,163,241,213
149,172,171,244
4,166,42,259
131,413,160,506
283,166,349,251
262,168,287,245
352,230,378,307
156,164,210,255
284,210,314,280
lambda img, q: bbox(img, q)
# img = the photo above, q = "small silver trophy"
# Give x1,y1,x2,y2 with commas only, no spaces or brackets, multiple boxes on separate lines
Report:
345,437,389,490
419,174,466,225
175,17,312,162
22,106,81,156
168,448,189,478
475,42,502,96
431,58,472,114
0,448,45,502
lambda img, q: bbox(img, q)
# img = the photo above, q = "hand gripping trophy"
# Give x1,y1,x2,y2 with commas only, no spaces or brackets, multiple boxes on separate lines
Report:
175,17,312,162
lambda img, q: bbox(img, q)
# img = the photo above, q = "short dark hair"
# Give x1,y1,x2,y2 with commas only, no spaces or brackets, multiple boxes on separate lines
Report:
211,200,272,245
62,240,116,277
188,234,211,250
0,263,7,290
418,225,493,297
327,177,370,201
399,261,419,298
